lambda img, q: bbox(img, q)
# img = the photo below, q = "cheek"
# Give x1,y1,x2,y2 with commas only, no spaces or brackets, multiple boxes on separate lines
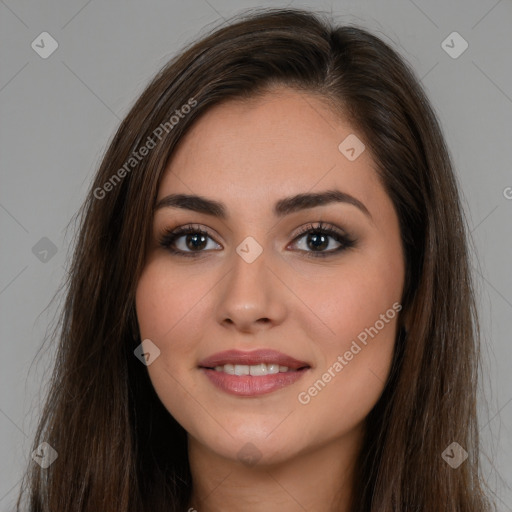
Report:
134,261,201,393
134,258,221,373
134,262,209,428
135,259,213,343
296,278,399,437
294,245,403,423
301,251,403,352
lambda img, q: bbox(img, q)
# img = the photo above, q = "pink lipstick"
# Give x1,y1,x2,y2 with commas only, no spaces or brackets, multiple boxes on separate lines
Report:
198,349,311,397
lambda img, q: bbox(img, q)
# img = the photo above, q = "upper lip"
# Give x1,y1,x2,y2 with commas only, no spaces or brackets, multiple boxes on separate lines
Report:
198,349,310,370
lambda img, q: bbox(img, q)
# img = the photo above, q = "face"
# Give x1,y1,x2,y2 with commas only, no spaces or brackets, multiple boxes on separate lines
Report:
135,87,405,466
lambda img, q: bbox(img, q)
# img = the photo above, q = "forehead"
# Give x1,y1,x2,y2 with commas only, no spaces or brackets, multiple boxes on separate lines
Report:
157,88,382,215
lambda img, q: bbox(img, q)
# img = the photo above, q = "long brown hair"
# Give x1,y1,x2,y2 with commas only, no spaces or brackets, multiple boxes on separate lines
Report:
16,7,496,511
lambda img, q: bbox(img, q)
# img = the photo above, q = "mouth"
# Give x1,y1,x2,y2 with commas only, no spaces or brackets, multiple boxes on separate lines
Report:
198,349,311,397
200,362,309,375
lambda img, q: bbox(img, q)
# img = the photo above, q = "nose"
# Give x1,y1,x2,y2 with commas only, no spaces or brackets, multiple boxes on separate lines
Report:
215,247,288,334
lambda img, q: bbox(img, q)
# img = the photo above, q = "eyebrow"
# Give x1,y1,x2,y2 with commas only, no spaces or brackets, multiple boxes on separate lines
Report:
154,189,372,220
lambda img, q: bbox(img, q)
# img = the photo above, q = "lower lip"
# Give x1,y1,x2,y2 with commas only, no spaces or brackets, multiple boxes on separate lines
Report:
200,367,309,397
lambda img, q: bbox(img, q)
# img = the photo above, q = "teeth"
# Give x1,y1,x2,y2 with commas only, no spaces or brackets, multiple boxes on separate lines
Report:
234,364,249,376
212,363,294,374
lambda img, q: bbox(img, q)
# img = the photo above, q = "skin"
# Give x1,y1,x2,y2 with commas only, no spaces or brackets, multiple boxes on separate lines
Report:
135,87,405,512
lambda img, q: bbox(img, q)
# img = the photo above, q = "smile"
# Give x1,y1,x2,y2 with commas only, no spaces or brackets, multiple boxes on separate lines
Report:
198,349,311,397
210,363,302,375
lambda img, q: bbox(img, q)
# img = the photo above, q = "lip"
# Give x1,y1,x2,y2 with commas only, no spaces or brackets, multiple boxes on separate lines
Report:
200,367,310,397
198,349,310,370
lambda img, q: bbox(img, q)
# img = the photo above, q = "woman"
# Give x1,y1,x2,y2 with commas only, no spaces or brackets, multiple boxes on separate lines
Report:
16,7,496,512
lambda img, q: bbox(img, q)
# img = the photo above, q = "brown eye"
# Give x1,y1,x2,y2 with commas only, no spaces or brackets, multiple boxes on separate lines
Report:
289,222,356,258
159,225,221,257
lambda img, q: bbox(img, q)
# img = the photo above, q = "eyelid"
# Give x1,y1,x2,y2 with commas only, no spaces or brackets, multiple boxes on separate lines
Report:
290,221,349,240
159,221,347,241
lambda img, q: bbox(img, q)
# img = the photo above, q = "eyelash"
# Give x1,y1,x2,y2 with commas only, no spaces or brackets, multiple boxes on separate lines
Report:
158,221,356,259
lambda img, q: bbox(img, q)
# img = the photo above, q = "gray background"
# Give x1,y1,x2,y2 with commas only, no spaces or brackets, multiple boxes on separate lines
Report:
0,0,511,510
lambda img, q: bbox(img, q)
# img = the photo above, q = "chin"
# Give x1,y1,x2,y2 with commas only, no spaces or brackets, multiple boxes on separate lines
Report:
195,423,303,467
